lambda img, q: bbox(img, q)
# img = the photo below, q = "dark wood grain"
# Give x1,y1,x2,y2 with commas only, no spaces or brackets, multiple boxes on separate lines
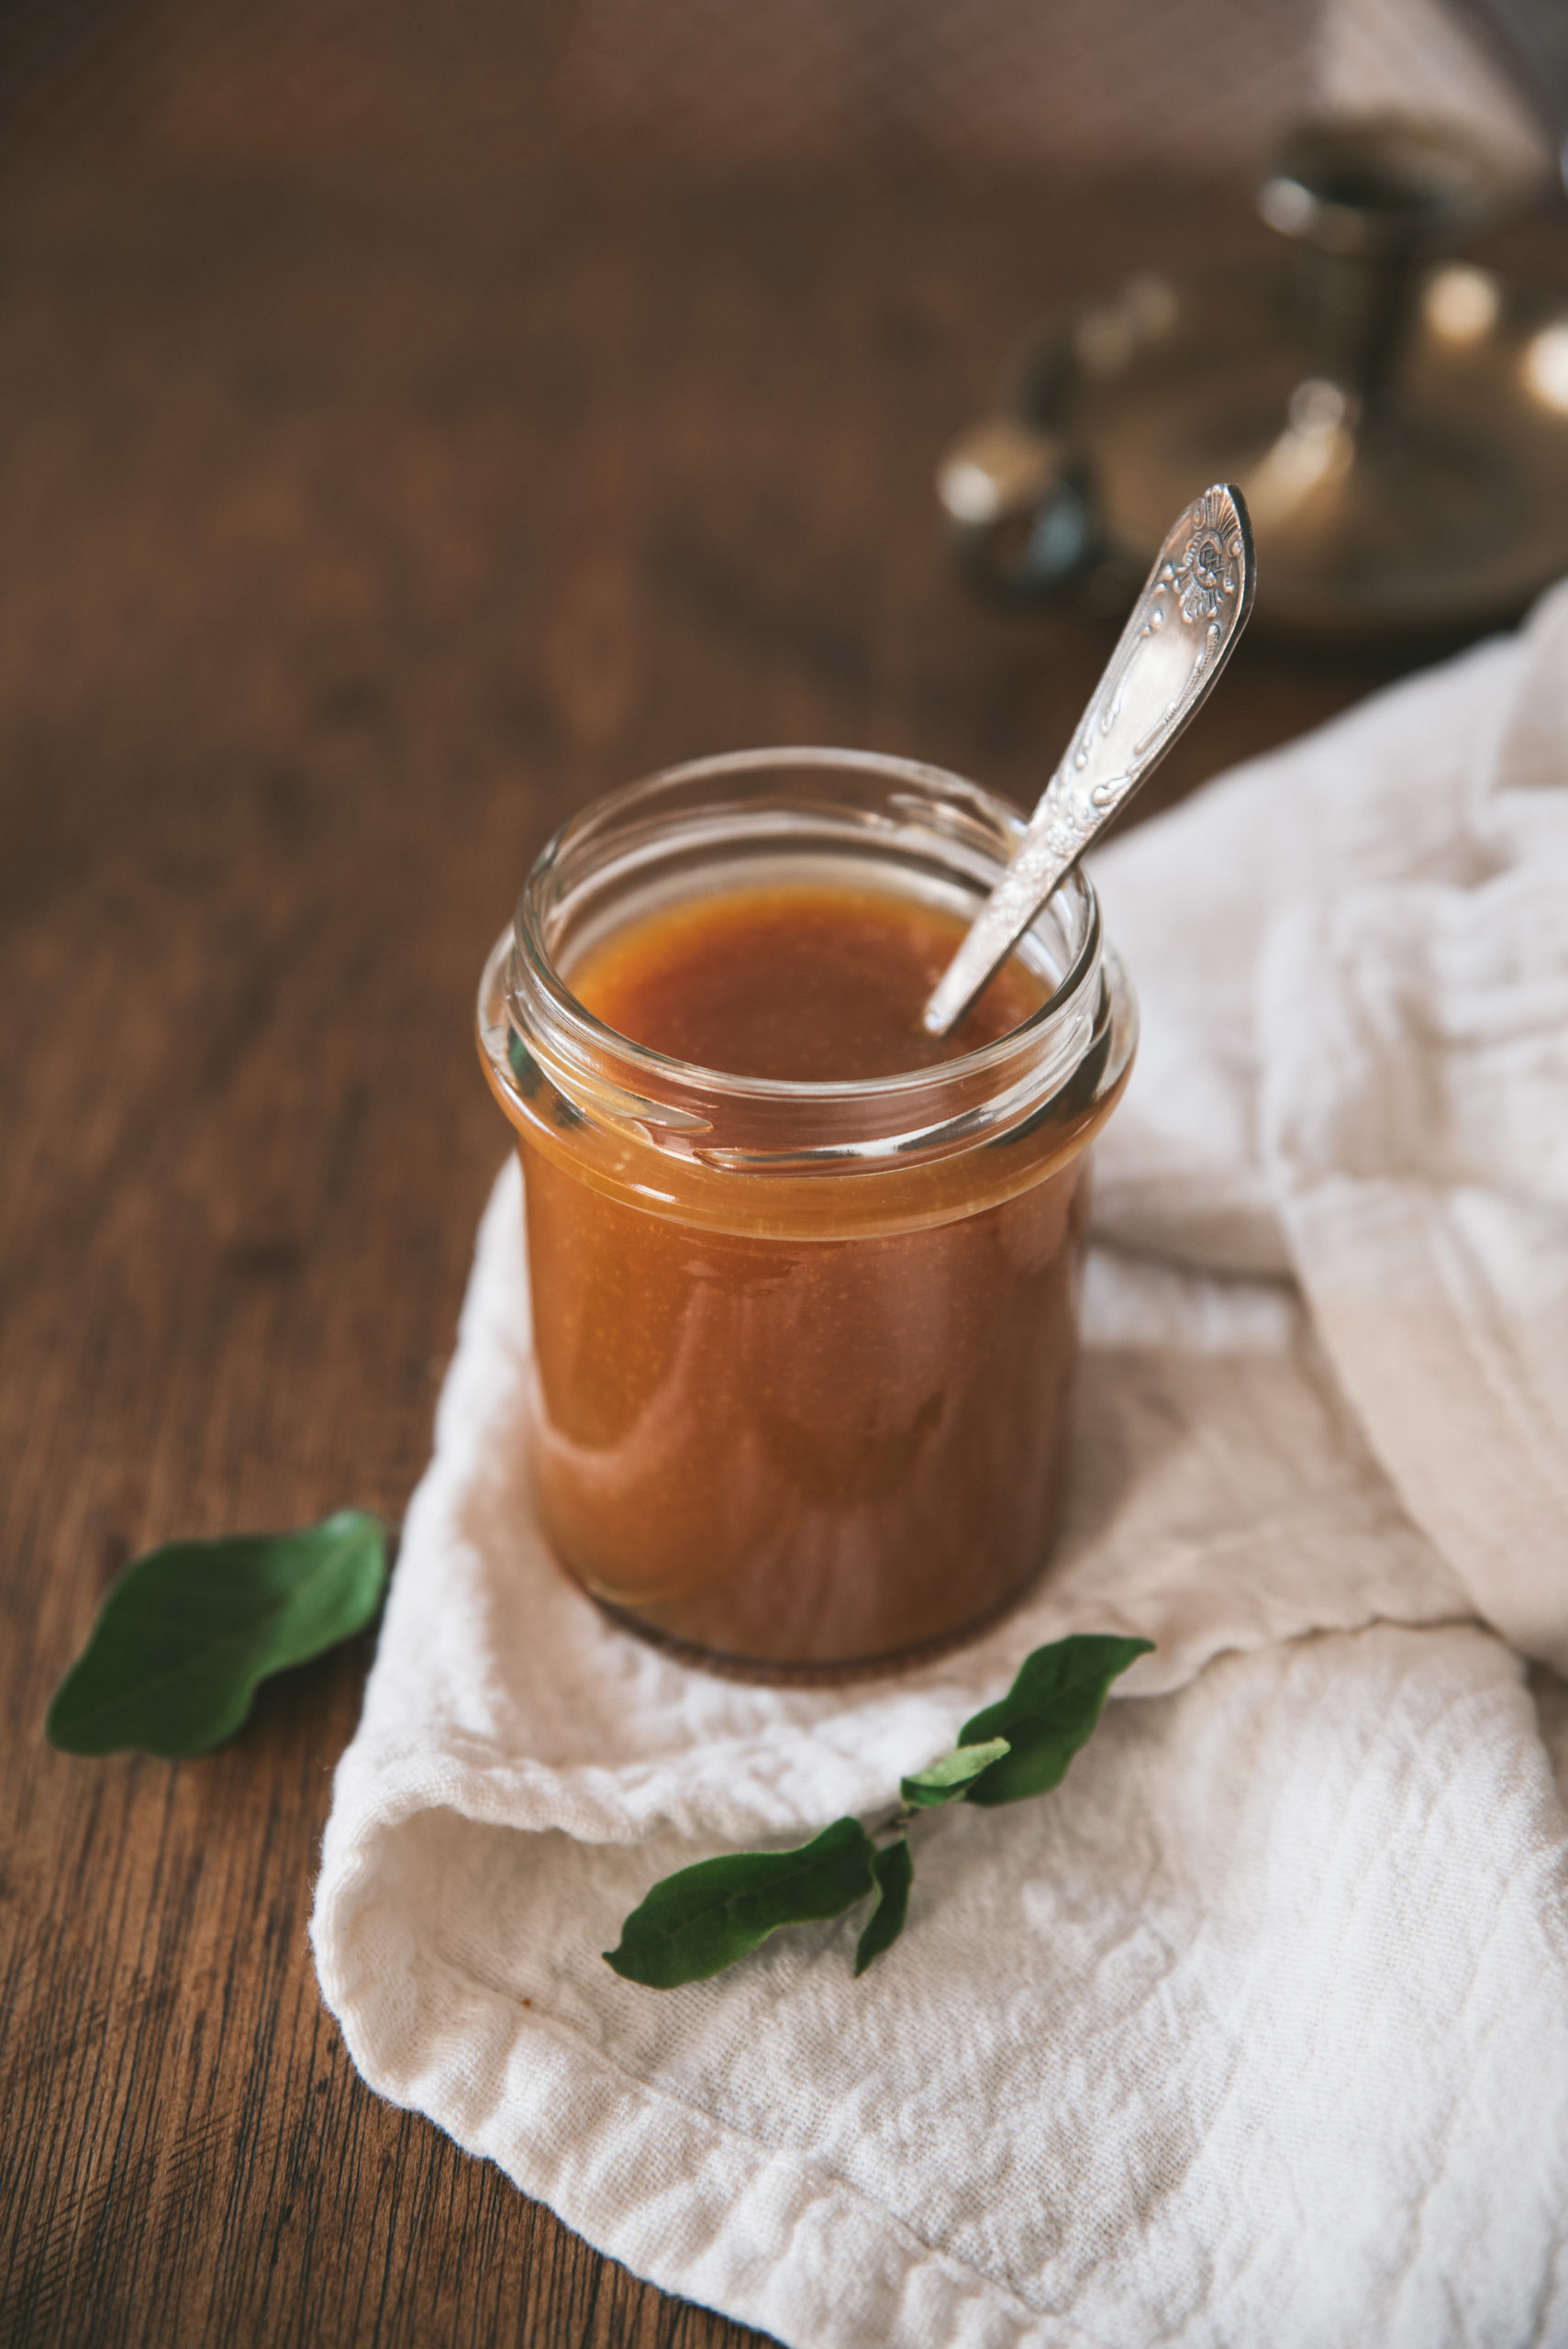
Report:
3,19,1566,2343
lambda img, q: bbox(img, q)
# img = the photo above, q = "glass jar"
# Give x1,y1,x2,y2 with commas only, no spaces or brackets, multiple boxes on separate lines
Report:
477,748,1136,1680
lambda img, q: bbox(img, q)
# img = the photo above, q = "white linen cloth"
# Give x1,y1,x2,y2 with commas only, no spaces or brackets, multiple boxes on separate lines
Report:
312,584,1568,2348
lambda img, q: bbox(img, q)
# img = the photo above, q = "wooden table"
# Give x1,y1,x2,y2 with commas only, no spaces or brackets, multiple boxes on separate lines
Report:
4,63,1564,2341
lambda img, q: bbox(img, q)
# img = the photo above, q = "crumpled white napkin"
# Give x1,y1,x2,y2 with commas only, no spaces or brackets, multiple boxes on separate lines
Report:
312,584,1568,2349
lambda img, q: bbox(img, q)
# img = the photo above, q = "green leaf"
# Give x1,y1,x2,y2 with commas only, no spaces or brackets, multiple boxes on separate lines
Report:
506,1029,542,1092
900,1736,1010,1809
958,1633,1153,1807
45,1510,389,1760
605,1817,877,1988
854,1838,913,1976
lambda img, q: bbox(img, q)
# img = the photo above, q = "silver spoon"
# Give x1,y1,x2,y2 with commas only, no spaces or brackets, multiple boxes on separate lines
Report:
921,483,1255,1037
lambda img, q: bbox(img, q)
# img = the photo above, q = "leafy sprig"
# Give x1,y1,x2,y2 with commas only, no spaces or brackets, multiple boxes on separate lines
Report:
605,1632,1151,1987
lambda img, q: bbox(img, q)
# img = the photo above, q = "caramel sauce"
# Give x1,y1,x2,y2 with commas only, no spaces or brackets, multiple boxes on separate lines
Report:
569,882,1046,1080
499,882,1111,1676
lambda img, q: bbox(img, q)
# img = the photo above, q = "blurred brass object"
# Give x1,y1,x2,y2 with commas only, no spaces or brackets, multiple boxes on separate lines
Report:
942,117,1568,641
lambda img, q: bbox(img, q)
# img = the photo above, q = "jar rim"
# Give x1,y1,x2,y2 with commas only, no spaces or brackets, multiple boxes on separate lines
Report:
510,745,1102,1106
478,746,1137,1189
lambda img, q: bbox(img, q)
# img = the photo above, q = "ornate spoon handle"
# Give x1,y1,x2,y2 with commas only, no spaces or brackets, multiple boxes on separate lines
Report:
922,483,1254,1037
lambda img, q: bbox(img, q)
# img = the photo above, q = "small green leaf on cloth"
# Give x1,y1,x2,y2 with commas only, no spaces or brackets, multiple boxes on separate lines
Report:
958,1632,1153,1807
900,1736,1010,1809
45,1509,388,1760
854,1838,914,1976
605,1817,878,1989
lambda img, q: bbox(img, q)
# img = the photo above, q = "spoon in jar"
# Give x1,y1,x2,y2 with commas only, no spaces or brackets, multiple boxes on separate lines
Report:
921,482,1255,1037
